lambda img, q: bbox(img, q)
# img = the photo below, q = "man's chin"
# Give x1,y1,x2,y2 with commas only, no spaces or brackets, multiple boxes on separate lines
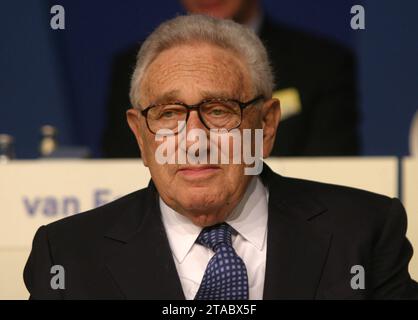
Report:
176,196,228,225
187,211,227,227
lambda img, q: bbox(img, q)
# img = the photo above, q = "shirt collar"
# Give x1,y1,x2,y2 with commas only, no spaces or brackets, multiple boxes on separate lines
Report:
160,176,269,264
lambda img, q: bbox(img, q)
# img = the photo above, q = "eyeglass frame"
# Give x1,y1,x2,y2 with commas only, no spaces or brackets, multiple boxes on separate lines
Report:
136,95,265,134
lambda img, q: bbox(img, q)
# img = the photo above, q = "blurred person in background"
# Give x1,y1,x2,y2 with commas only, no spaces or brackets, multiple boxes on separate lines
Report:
102,0,359,158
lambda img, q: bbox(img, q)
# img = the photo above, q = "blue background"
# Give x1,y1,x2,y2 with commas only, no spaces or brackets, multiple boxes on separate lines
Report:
1,0,417,158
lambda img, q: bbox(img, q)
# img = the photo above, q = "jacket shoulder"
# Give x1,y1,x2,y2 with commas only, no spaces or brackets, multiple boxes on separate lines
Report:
275,174,397,227
281,175,391,203
44,187,150,240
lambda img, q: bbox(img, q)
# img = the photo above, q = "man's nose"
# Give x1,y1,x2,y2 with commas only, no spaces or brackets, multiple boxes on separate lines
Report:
185,109,207,131
183,110,210,158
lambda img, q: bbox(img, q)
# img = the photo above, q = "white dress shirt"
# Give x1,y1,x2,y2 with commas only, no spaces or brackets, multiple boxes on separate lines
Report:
160,176,269,300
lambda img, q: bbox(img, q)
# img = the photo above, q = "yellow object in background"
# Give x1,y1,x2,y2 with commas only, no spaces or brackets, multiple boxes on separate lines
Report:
273,88,302,121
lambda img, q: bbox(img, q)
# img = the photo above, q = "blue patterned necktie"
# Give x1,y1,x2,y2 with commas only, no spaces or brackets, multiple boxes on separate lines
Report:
194,223,249,300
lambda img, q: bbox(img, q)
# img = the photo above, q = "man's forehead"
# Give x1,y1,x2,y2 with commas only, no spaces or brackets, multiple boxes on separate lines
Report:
146,45,245,80
141,44,251,104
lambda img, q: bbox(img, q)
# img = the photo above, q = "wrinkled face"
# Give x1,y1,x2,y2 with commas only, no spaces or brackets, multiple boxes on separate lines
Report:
127,42,280,227
181,0,249,19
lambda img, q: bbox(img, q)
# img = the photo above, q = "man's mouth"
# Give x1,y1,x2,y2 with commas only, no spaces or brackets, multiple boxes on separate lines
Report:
177,165,221,179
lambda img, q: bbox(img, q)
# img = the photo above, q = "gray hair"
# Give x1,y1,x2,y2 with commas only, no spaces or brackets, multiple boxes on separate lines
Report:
129,14,274,108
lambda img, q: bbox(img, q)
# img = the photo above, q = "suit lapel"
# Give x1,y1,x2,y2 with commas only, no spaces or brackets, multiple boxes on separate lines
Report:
261,166,333,299
103,182,185,299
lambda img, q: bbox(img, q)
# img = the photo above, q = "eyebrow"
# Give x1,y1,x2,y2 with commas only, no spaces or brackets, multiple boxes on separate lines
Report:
200,90,240,101
151,90,182,105
150,89,241,106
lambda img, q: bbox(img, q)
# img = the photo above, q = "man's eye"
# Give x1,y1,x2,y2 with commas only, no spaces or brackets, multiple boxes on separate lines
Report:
207,106,233,117
159,108,184,119
210,108,226,116
161,111,175,118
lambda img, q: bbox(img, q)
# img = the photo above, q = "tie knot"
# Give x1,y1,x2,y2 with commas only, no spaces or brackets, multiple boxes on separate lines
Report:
196,223,233,252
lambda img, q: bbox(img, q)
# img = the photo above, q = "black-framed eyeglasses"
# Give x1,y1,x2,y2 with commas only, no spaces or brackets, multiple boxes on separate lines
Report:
137,95,264,134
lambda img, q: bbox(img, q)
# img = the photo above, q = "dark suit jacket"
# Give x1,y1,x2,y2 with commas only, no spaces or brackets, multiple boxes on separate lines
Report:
102,17,359,158
24,165,417,299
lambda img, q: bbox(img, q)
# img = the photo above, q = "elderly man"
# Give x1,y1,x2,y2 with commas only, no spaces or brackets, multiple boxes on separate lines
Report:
24,15,417,300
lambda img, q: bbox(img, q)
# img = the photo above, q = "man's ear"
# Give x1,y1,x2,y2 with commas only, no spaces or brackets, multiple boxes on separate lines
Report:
126,108,149,166
261,98,281,158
